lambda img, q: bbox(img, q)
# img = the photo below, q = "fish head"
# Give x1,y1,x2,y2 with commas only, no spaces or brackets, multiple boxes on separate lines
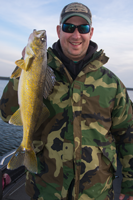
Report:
27,29,47,54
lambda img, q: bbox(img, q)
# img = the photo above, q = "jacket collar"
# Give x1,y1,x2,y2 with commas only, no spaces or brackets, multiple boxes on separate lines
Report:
51,40,98,80
47,42,109,81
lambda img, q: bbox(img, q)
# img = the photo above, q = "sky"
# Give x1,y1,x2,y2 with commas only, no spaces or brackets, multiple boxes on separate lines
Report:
0,0,133,87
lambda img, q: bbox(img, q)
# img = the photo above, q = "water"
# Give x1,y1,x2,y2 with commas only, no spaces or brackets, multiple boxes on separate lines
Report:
0,80,23,156
0,79,133,157
127,90,133,102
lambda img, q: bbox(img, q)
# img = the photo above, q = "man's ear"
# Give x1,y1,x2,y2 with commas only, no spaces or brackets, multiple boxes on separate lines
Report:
56,25,61,39
90,27,94,39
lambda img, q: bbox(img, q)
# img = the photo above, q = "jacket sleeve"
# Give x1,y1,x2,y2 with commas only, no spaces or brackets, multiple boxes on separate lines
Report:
0,77,19,123
111,80,133,196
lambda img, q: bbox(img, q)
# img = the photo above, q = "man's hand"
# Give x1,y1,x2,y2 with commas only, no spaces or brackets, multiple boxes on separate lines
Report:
119,193,133,200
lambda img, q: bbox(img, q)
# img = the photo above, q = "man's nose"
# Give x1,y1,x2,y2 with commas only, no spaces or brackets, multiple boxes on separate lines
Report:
72,28,81,38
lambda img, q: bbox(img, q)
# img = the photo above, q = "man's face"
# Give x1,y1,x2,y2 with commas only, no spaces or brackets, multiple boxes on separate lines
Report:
57,16,94,61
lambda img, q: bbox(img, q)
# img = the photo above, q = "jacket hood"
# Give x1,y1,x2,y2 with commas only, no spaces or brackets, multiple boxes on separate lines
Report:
52,40,98,80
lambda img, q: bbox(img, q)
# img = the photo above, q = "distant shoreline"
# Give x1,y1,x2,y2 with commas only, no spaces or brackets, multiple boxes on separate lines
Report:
0,76,133,90
127,88,133,91
0,76,10,80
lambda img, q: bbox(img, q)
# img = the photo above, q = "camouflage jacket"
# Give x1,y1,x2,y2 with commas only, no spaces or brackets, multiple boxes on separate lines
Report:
0,47,133,200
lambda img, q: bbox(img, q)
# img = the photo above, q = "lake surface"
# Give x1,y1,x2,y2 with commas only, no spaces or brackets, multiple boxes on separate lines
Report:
0,79,133,157
0,80,23,156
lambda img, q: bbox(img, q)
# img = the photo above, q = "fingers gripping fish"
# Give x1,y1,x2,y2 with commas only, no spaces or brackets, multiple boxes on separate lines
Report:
7,30,55,173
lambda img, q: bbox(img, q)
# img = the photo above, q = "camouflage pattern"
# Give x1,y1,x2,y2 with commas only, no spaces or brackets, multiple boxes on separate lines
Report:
1,47,133,200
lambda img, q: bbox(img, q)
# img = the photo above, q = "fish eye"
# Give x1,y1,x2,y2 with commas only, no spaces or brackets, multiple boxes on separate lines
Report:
41,37,45,42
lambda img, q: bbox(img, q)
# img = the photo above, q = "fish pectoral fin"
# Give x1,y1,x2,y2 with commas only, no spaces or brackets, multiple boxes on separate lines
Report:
9,108,23,126
10,66,22,78
43,66,56,99
15,59,26,71
15,45,35,71
25,56,34,71
35,104,50,131
25,46,35,71
26,45,35,57
7,144,38,173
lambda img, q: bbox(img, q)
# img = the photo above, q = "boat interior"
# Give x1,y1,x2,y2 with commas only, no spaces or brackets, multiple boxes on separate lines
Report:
0,151,129,200
0,151,29,200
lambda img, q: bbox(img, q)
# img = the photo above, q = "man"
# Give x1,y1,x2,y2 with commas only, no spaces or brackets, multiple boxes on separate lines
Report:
0,2,133,200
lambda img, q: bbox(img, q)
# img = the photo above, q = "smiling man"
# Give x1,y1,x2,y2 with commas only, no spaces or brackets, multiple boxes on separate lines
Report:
1,2,133,200
57,16,94,61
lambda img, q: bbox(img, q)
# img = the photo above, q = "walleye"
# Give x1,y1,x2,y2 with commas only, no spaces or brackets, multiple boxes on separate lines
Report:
7,30,55,173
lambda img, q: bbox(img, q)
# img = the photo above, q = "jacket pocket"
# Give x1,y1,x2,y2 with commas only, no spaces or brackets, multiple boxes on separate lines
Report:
98,144,117,172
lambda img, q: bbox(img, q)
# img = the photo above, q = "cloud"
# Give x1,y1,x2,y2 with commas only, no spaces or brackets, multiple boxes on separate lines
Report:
0,0,59,48
0,41,22,76
90,2,133,87
0,58,14,66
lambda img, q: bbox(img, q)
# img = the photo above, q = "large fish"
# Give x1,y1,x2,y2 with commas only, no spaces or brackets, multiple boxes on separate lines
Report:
7,29,55,173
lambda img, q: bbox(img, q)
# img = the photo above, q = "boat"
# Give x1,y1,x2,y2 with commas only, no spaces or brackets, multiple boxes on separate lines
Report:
0,150,129,200
0,150,29,200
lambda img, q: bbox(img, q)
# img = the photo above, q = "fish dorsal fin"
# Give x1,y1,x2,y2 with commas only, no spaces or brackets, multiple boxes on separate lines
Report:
43,66,56,99
9,108,23,126
10,66,22,78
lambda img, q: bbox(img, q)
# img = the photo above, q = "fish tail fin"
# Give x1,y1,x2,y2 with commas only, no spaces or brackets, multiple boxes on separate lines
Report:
7,145,38,173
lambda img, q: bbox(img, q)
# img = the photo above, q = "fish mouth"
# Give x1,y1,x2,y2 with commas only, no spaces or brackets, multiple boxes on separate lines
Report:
34,30,46,37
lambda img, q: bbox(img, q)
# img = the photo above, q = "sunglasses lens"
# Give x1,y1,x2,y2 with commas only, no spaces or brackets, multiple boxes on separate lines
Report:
62,24,90,34
62,24,75,33
79,25,90,33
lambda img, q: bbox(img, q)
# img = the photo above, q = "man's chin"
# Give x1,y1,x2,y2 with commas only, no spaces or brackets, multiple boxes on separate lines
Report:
68,52,85,61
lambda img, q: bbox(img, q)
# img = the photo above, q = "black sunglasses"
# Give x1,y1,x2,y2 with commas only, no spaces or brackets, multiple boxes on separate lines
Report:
62,23,90,34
